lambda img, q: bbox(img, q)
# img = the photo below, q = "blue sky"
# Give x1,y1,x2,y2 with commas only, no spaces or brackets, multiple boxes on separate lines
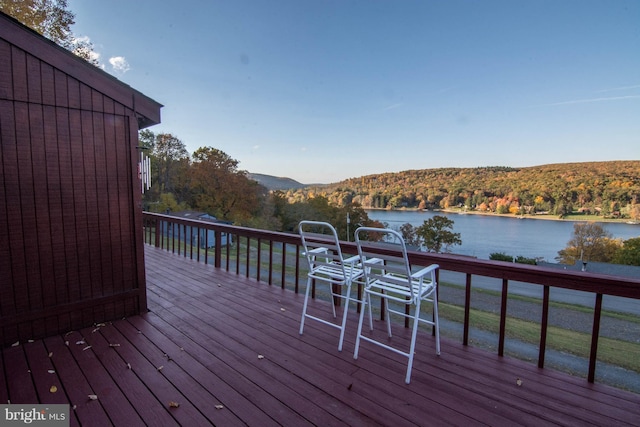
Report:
69,0,639,184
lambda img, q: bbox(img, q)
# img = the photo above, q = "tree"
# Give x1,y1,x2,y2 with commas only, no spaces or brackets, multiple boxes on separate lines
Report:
416,216,461,253
399,223,421,247
612,237,640,266
556,223,622,264
189,147,266,224
1,0,98,64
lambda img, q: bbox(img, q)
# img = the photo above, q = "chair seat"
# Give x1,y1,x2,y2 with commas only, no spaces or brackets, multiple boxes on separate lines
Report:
309,263,363,284
366,274,436,304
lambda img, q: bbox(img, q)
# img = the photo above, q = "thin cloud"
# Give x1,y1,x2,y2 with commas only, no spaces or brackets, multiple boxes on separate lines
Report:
109,56,130,73
382,103,403,111
252,145,260,151
541,95,640,107
596,84,640,93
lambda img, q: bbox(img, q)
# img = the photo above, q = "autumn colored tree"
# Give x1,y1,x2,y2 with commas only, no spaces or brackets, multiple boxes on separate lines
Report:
416,216,461,253
189,147,267,224
1,0,98,64
556,223,622,264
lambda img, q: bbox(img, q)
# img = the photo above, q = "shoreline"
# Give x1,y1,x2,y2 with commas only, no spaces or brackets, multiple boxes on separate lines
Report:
364,207,638,224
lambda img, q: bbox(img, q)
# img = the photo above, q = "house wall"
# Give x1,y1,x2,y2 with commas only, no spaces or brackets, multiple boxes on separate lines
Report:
0,16,160,346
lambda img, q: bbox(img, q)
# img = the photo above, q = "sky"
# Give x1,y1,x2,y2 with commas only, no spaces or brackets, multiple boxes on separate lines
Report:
68,0,639,184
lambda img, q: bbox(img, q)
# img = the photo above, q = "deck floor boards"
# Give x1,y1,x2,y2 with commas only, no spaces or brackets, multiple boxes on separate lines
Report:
2,245,639,426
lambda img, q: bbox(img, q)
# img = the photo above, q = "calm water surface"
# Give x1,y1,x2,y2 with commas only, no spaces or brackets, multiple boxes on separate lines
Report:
366,210,640,262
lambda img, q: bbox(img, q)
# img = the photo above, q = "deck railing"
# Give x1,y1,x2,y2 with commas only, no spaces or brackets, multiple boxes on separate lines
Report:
142,211,640,385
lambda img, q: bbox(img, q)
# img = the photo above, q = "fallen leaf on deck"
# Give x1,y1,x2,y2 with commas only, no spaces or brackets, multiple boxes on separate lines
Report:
214,405,224,410
11,341,19,347
50,386,57,393
82,346,92,351
157,365,164,371
76,340,85,345
28,339,34,343
109,343,120,348
516,378,523,387
347,383,353,390
127,363,132,370
48,352,53,358
257,354,265,360
65,341,69,346
88,395,98,400
48,370,55,374
169,401,180,408
280,308,286,312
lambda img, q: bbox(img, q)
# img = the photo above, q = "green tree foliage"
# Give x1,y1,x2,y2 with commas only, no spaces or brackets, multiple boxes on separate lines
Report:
285,161,640,219
399,223,422,247
490,252,513,262
1,0,98,64
416,216,461,253
556,223,622,264
612,237,640,266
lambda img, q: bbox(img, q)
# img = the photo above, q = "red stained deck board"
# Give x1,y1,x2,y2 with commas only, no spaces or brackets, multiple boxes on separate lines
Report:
43,335,111,426
3,246,639,427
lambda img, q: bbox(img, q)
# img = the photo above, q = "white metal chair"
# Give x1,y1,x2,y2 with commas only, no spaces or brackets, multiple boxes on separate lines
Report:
298,220,364,351
353,227,440,384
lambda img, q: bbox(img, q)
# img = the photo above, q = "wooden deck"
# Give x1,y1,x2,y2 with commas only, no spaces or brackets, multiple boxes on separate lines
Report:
2,246,639,426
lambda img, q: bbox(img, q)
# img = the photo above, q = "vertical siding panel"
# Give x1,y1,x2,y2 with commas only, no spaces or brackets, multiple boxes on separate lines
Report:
29,101,52,313
81,106,102,299
44,104,68,307
114,107,134,297
0,101,18,320
68,101,89,301
0,40,13,99
11,46,27,102
67,76,80,110
104,99,124,296
14,103,37,317
26,54,42,104
41,62,55,106
56,103,79,304
93,102,113,297
53,69,68,108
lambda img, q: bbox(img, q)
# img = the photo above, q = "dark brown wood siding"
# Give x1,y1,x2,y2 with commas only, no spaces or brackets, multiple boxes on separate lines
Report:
0,15,160,346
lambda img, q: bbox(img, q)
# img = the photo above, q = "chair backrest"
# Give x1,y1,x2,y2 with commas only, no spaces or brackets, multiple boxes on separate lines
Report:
354,227,414,290
298,220,351,282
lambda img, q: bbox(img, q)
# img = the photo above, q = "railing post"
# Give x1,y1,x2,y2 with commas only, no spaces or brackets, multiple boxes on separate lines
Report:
538,285,550,368
463,273,472,346
588,293,603,383
214,230,222,269
498,278,509,357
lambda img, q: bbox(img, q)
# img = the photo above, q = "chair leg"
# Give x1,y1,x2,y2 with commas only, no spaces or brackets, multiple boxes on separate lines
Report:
433,293,441,355
337,284,351,352
353,294,368,359
367,293,374,331
405,300,422,384
299,277,312,335
385,300,393,337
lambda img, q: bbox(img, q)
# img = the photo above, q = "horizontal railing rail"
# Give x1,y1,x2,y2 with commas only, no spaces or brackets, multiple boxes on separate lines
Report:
142,211,640,384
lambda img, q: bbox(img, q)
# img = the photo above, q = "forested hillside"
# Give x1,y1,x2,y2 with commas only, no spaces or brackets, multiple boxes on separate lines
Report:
283,161,640,220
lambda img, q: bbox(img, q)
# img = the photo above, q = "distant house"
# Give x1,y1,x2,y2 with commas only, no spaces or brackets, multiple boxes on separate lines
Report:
162,211,233,248
0,12,162,346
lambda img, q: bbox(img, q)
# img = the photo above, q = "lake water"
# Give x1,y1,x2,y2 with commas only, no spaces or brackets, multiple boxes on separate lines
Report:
367,210,640,314
366,210,640,262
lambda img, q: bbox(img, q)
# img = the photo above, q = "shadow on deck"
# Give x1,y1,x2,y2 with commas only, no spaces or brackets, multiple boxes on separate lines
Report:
1,246,639,426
